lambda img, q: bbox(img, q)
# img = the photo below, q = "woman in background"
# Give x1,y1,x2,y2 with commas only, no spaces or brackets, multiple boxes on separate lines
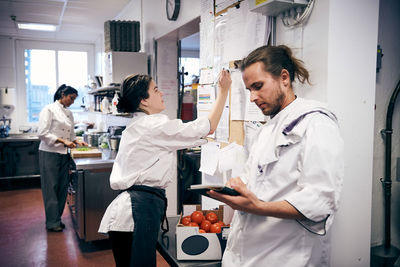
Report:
99,70,231,266
38,84,87,232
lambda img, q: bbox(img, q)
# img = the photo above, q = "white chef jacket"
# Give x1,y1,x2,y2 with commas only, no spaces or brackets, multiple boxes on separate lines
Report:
38,101,76,154
223,98,344,267
99,112,210,233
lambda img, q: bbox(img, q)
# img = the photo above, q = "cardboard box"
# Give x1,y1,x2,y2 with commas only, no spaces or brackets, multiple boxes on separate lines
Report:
176,205,231,260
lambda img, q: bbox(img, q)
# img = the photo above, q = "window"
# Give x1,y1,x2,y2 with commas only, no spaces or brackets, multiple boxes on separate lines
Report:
16,40,94,127
180,57,200,86
24,49,88,122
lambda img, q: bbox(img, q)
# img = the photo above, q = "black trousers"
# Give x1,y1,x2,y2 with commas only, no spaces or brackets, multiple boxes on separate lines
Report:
109,231,133,267
109,186,166,267
39,150,71,229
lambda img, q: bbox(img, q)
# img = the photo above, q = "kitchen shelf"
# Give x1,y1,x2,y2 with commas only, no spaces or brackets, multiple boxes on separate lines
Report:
88,85,120,95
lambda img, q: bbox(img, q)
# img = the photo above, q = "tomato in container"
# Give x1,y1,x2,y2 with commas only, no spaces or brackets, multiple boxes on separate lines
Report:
181,216,191,226
200,220,211,232
191,211,204,224
210,223,222,233
188,222,199,227
206,212,218,224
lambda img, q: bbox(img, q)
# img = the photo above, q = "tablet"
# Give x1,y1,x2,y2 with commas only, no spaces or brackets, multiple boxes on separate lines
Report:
188,184,240,196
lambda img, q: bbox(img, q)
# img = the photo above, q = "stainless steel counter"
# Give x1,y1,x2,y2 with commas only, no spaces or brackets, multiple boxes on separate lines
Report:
73,149,117,170
68,149,119,242
0,135,40,178
0,134,40,142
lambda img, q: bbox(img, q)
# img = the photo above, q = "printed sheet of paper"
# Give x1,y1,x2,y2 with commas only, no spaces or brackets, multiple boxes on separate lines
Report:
199,142,220,176
218,142,246,178
215,95,230,143
230,70,246,120
199,68,214,85
200,16,215,69
197,84,216,111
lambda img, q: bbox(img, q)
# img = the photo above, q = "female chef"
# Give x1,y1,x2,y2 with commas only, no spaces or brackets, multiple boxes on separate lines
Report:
99,70,231,266
38,84,88,232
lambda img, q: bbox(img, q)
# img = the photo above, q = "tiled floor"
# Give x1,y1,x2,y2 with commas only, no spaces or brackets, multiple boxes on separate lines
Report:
0,179,169,267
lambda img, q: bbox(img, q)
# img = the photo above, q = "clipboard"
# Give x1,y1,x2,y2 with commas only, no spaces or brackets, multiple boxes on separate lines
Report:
188,184,240,197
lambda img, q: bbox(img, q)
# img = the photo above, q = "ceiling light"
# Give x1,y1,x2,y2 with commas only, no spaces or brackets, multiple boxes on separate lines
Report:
17,22,58,32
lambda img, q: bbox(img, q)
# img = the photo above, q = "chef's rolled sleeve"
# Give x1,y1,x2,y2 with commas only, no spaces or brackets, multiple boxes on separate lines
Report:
285,115,344,228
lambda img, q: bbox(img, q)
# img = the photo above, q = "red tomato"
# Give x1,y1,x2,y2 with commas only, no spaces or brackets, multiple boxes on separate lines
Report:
205,212,218,224
181,216,191,226
199,229,206,233
200,220,211,232
216,220,225,227
191,211,204,224
188,222,199,227
210,223,222,233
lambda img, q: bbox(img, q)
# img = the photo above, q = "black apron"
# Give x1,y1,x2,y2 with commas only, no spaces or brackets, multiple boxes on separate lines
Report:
127,185,168,267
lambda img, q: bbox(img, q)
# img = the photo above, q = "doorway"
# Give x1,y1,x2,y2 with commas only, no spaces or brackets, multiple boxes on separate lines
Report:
178,32,200,122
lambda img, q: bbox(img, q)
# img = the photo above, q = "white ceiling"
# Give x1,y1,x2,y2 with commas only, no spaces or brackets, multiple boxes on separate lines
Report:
0,0,130,43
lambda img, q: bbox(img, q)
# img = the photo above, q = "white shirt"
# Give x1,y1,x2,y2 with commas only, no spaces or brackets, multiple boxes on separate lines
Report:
223,98,344,267
99,112,210,233
38,101,76,154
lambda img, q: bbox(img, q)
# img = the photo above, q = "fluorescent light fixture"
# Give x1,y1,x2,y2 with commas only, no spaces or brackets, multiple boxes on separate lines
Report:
17,22,57,32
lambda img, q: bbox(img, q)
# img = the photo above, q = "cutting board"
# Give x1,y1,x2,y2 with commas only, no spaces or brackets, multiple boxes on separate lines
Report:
70,148,102,158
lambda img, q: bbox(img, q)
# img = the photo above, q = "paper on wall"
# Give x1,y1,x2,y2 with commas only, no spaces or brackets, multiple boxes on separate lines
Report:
199,68,214,85
215,96,230,143
197,84,216,111
199,142,220,176
218,142,247,178
230,70,246,120
200,17,214,69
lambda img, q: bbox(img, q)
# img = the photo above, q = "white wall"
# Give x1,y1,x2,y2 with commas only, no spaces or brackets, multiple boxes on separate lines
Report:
0,36,16,88
327,1,379,266
372,0,400,250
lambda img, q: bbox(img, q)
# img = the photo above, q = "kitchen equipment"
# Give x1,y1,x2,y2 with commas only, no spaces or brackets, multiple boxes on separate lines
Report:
84,131,106,147
98,133,110,149
108,126,125,136
0,117,11,138
110,135,121,150
103,51,147,86
0,88,16,118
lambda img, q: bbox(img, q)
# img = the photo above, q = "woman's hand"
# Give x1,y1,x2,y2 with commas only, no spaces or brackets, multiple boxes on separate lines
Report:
218,69,232,94
207,177,263,215
74,140,89,147
63,140,76,148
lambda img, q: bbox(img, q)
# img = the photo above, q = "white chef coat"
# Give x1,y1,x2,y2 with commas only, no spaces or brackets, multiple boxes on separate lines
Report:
99,112,210,233
222,98,344,267
38,101,76,154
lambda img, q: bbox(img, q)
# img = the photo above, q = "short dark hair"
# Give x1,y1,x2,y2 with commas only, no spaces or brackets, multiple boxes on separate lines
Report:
241,45,310,84
117,74,151,113
53,84,78,102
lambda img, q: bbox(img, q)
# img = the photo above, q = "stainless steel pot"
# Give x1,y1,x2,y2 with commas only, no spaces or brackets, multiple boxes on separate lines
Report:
83,132,104,147
110,135,121,150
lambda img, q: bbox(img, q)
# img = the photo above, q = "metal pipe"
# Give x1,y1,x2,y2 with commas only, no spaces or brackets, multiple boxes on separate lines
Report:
382,78,400,249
